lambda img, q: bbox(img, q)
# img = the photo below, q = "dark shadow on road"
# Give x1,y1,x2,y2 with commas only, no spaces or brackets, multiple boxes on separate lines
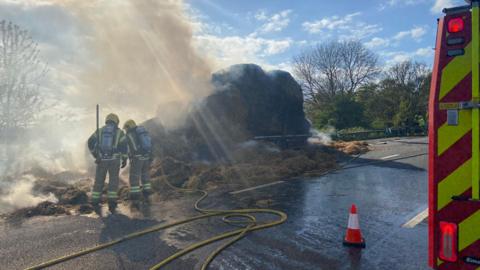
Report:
98,211,197,269
395,140,428,145
343,154,426,172
347,248,363,270
99,212,160,268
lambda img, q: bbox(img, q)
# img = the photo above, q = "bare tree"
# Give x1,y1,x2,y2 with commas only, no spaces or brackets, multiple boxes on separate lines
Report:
381,60,431,127
385,60,430,92
293,40,379,106
0,20,46,139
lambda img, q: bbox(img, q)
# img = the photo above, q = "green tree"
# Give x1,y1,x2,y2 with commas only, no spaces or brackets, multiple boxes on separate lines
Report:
356,60,431,129
309,94,365,130
295,41,432,131
293,40,379,130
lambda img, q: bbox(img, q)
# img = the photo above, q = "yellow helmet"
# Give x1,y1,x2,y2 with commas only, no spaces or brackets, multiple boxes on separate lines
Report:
105,113,119,125
123,119,137,130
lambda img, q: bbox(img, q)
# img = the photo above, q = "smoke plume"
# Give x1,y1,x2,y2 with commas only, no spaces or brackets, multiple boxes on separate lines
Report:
0,0,213,211
0,174,57,213
61,0,213,127
308,128,334,145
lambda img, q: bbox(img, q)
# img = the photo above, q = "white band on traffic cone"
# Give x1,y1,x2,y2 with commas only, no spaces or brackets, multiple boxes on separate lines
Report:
348,213,360,229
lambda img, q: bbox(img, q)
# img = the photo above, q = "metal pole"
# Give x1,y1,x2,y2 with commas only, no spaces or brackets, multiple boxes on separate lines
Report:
96,104,100,161
472,0,480,199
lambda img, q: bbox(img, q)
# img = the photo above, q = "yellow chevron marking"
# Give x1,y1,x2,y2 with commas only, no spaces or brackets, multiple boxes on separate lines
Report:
439,42,472,100
459,210,480,251
437,159,472,210
437,110,472,155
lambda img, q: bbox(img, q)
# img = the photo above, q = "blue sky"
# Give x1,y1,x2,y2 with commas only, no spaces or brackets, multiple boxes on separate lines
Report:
186,0,467,71
0,0,469,168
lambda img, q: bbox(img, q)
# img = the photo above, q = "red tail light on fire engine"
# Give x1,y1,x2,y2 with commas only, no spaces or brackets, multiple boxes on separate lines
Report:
439,222,458,262
448,17,464,33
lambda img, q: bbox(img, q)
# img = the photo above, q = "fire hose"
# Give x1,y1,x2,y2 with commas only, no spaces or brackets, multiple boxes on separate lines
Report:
24,149,426,269
24,164,288,270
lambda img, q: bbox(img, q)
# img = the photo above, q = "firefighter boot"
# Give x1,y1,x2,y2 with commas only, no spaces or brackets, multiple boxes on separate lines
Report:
92,202,102,216
108,201,117,213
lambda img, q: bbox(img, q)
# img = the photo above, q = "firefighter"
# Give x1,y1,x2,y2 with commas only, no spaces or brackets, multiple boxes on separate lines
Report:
87,113,128,213
123,119,153,202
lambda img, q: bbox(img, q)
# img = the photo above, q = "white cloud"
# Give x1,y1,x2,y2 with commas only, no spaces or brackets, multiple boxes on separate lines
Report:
347,23,383,40
302,12,361,33
365,37,390,48
379,0,429,10
264,39,292,54
302,12,382,40
255,9,292,33
383,47,435,65
186,4,236,36
254,10,268,21
382,51,412,66
411,27,428,39
194,34,292,70
273,61,294,73
188,7,295,72
394,26,427,41
392,53,413,64
415,47,434,57
365,26,428,52
431,0,457,14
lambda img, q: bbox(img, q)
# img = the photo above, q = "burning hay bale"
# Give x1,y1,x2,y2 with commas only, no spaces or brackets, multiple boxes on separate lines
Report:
151,157,193,187
144,64,311,162
5,201,69,222
1,171,93,221
137,65,336,192
25,201,68,216
32,176,92,206
57,187,89,205
1,64,358,220
149,142,338,191
331,141,370,155
200,64,310,137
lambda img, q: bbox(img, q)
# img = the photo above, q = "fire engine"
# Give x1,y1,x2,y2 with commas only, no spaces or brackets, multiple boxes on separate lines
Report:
429,0,480,268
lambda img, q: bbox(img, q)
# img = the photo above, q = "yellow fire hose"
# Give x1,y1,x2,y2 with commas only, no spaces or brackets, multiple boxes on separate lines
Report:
24,171,288,270
25,151,376,270
23,141,421,270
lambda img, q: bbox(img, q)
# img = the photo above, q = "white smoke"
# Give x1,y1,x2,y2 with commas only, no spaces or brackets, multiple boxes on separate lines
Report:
58,0,213,127
0,174,57,213
0,0,214,211
308,127,335,145
238,140,281,152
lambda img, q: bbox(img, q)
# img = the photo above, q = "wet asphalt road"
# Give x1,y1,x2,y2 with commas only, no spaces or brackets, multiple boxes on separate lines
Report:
0,137,429,270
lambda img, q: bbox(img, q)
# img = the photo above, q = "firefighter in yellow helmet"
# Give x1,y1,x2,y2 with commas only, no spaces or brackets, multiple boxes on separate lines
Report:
123,119,153,202
87,113,128,213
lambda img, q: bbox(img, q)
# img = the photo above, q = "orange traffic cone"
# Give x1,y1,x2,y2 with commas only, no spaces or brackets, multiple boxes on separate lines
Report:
343,204,366,248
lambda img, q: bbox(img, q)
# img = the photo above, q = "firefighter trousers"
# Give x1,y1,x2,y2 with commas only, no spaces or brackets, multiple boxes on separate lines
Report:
91,158,120,204
129,156,152,199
